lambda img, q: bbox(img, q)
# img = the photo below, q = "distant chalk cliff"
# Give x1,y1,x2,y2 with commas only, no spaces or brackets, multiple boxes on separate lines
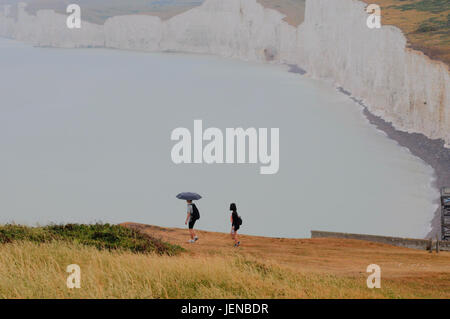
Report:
1,0,449,146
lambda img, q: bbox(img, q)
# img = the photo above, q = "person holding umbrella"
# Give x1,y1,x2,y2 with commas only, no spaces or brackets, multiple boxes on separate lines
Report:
176,192,201,243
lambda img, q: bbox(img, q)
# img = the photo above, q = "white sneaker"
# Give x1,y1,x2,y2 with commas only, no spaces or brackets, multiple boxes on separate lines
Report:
188,239,195,243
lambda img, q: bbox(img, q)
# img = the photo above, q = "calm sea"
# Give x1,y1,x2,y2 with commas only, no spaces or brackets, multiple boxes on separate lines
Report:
0,38,437,238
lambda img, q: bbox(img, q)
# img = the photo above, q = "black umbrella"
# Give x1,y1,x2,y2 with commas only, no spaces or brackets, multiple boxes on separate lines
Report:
176,192,202,201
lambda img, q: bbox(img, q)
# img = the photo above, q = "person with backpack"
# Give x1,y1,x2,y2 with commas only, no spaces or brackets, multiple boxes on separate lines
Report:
185,200,199,243
229,203,242,247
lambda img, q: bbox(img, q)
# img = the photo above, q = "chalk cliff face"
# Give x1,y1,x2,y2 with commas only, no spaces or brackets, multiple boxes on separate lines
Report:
297,0,450,147
0,0,449,146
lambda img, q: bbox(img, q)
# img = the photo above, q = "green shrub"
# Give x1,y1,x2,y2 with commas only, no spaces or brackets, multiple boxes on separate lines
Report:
0,223,182,255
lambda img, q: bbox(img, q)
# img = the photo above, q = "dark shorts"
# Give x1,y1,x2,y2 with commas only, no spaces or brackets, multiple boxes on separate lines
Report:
232,224,240,232
188,219,196,229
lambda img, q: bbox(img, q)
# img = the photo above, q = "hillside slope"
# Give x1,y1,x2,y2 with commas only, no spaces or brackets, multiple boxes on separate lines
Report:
122,223,450,298
0,222,448,298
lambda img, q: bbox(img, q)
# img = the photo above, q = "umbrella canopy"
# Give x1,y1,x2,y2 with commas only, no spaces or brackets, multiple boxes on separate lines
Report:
176,192,202,201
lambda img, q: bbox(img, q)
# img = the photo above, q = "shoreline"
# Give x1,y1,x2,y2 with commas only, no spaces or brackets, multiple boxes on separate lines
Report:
290,61,446,238
333,87,449,239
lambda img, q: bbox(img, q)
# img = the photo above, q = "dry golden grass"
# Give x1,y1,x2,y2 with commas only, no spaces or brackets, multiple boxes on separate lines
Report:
0,241,391,299
0,223,446,298
123,224,450,299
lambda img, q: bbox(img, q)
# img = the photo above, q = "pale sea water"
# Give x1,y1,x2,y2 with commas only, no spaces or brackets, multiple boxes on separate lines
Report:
0,38,437,238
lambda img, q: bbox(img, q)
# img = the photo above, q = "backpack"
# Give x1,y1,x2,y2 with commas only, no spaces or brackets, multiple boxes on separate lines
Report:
237,215,243,226
191,203,200,221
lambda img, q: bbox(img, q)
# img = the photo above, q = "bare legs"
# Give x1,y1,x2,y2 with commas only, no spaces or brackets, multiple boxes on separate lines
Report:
231,228,239,246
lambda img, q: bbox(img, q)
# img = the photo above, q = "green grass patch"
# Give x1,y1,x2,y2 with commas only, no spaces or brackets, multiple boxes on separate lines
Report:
391,0,450,14
414,14,450,35
0,223,182,255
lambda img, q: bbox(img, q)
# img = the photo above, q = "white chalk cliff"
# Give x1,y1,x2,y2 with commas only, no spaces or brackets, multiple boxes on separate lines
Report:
1,0,449,146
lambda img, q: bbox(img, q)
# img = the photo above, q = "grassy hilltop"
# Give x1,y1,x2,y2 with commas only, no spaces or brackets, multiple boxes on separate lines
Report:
0,223,448,298
361,0,450,65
